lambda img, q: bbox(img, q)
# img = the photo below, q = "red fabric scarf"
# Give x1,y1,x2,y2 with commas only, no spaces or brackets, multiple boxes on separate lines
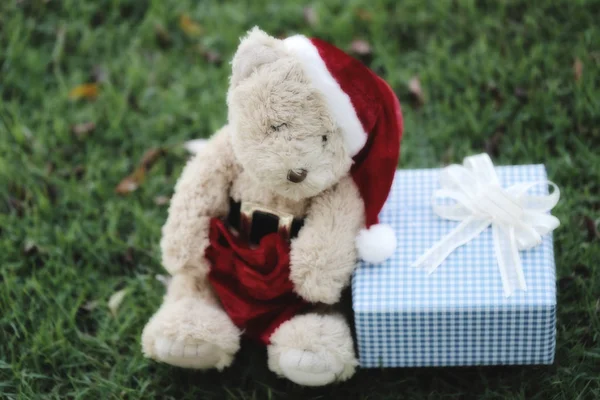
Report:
205,218,308,344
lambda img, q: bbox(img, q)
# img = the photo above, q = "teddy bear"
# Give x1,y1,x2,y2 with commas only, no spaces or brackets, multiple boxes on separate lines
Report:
141,27,403,386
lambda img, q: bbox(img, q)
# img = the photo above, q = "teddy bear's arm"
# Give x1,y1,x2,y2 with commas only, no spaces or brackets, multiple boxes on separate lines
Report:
160,126,237,276
289,176,365,304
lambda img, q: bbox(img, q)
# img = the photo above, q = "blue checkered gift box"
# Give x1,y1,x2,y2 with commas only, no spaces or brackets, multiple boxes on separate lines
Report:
352,162,557,367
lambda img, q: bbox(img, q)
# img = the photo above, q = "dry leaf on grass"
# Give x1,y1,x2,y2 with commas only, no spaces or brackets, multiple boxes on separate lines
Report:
108,289,128,316
356,9,373,21
196,45,222,65
154,23,172,48
350,39,371,56
179,15,203,37
583,216,599,241
71,122,96,139
23,239,38,255
82,300,99,311
69,83,98,100
409,76,425,106
139,148,165,168
115,169,145,194
573,57,583,82
303,7,318,26
154,195,170,206
204,50,222,64
115,148,166,195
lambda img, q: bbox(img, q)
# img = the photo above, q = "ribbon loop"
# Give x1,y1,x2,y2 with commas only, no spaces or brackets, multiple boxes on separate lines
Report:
412,154,560,297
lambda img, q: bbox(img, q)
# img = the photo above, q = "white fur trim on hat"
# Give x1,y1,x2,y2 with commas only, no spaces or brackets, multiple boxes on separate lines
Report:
283,35,367,156
355,224,397,264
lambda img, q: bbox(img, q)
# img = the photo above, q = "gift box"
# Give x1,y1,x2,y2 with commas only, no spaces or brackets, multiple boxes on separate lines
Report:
352,158,558,367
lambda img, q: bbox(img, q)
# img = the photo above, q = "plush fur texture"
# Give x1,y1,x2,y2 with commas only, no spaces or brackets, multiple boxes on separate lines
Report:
290,176,364,304
267,313,358,386
228,29,353,202
141,275,241,370
159,128,237,276
283,35,367,156
142,27,365,386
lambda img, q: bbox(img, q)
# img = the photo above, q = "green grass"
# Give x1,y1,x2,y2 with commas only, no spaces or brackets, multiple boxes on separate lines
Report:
1,0,599,399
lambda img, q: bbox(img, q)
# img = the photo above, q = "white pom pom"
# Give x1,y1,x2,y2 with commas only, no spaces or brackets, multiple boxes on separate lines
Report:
184,139,208,154
355,224,397,264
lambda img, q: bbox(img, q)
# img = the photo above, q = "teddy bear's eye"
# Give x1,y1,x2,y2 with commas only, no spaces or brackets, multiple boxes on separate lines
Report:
322,135,328,144
271,123,287,132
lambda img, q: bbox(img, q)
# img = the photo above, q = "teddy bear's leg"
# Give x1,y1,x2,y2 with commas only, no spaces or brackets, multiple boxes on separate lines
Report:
267,312,357,386
141,271,241,370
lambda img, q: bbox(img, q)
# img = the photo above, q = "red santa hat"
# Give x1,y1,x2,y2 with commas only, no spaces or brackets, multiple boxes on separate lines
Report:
284,35,403,264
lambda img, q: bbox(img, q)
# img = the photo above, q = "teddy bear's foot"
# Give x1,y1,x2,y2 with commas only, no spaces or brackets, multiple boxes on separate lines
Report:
277,348,346,386
267,313,357,386
151,337,223,369
141,297,240,370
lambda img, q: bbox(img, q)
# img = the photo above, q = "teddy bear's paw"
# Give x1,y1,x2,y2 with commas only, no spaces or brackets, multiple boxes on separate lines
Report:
152,337,224,369
141,297,241,370
267,313,357,386
277,348,347,386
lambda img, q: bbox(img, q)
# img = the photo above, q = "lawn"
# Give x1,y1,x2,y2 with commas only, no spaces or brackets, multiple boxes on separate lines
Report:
1,0,599,399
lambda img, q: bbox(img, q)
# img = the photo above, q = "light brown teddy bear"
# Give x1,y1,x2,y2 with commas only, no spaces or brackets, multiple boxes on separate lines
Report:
142,27,403,386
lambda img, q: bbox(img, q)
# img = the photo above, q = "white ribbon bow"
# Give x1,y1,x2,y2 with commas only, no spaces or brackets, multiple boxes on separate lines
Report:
411,153,560,297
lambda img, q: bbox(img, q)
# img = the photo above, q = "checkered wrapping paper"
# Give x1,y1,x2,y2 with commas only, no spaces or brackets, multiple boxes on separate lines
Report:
352,164,557,367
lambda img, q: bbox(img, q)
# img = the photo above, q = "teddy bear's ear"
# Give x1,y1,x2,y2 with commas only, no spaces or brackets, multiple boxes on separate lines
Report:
230,27,285,87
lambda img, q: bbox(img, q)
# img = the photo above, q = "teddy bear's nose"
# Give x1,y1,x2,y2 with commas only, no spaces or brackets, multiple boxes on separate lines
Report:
287,168,308,183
